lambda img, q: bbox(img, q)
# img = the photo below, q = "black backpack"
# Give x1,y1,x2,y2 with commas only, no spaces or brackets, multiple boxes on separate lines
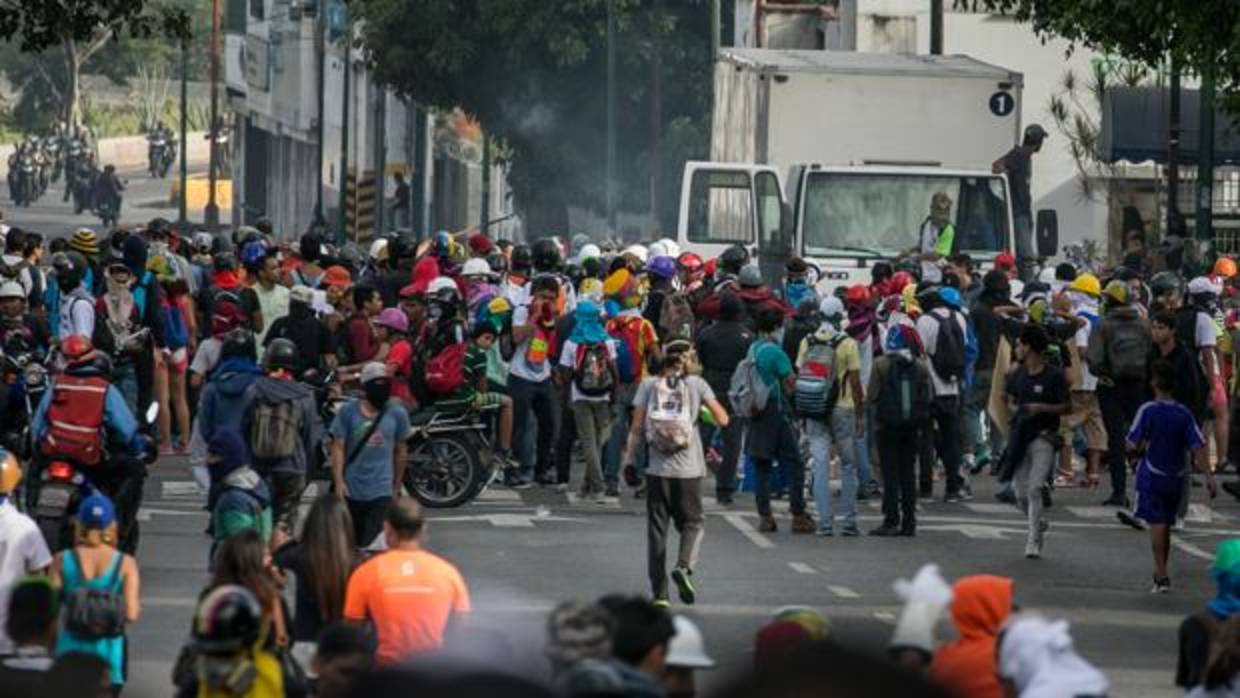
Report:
876,355,931,431
930,310,966,381
64,550,127,639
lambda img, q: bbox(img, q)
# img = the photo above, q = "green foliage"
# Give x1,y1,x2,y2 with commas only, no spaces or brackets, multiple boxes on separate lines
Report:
353,0,714,232
957,1,1240,92
0,0,190,54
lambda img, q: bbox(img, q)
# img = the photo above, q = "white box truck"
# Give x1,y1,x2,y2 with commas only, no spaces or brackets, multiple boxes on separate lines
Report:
676,49,1058,290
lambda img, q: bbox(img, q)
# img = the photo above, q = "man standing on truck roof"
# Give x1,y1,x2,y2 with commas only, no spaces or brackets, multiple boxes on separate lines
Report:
993,124,1048,282
917,192,955,285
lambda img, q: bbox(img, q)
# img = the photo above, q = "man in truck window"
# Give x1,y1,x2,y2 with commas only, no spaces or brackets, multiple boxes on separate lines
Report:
993,123,1048,281
917,192,954,285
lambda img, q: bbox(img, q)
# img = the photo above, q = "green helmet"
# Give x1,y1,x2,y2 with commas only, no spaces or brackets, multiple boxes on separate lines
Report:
1149,271,1184,300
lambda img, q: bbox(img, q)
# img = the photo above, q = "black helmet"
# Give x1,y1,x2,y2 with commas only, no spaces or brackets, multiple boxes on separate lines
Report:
1150,271,1184,300
52,251,87,291
486,251,509,275
263,338,298,372
92,350,114,379
193,584,263,655
510,244,533,274
720,245,749,274
532,238,562,273
1023,123,1048,147
221,329,256,361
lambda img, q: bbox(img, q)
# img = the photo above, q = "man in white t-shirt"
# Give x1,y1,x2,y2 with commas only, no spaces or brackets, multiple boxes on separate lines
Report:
1187,276,1228,472
508,276,563,488
917,193,955,284
0,454,52,654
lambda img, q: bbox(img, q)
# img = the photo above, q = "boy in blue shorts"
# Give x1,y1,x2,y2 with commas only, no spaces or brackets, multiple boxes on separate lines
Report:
1126,360,1216,593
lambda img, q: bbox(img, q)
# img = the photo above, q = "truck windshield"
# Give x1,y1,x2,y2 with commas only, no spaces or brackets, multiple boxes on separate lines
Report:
801,172,1010,258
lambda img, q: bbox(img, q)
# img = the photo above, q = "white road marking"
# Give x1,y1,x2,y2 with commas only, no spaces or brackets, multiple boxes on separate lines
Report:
964,503,1017,516
828,585,860,599
1186,504,1216,524
1066,506,1119,520
477,488,522,502
872,611,896,623
432,513,588,528
137,507,207,521
721,512,775,549
160,481,200,497
788,561,816,575
917,523,1029,540
1171,537,1216,562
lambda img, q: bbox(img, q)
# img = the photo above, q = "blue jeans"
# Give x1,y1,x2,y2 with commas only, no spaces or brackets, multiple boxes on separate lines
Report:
856,404,873,487
808,409,858,530
604,384,646,485
113,361,139,418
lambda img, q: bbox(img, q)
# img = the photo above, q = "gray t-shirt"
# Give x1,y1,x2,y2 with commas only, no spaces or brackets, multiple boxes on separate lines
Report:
634,374,715,479
329,399,413,501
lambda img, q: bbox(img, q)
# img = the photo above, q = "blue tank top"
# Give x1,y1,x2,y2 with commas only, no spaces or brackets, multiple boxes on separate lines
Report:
56,549,126,686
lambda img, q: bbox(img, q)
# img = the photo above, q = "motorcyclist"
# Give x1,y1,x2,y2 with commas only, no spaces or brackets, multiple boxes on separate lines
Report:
31,336,152,553
93,164,125,224
0,281,50,354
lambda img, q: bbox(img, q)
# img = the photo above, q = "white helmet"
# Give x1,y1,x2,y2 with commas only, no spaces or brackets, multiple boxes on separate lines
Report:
576,243,601,263
462,257,494,278
0,281,23,300
1189,276,1223,296
624,244,649,264
665,615,715,669
658,237,682,258
648,241,668,259
428,276,459,298
1037,267,1057,285
368,238,390,261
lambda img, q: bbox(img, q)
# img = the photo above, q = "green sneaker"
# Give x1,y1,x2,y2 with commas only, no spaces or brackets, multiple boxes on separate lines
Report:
671,566,696,605
652,597,671,609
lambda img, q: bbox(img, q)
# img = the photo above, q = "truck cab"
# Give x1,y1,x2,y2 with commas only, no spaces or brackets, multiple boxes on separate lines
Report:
677,160,1056,295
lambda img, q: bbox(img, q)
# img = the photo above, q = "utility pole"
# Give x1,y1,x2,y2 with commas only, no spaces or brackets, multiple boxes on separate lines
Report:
1167,55,1181,233
178,40,189,226
929,0,943,55
710,0,721,60
373,86,387,237
336,34,351,245
1195,54,1216,243
606,0,617,232
312,0,327,229
650,0,663,228
481,133,491,235
204,0,221,228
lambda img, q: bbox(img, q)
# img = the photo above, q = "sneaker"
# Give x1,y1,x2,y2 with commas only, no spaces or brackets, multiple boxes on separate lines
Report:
815,528,834,537
592,490,609,505
605,482,620,497
1150,576,1171,594
716,492,734,506
899,527,916,537
758,516,778,533
943,490,965,503
493,451,521,472
652,597,671,609
671,566,696,605
995,489,1017,505
504,470,533,490
1041,485,1053,509
964,453,979,475
869,525,900,537
959,482,974,501
840,524,861,537
1101,494,1131,508
1024,540,1042,559
1116,510,1147,531
554,482,570,494
791,513,816,534
536,473,558,487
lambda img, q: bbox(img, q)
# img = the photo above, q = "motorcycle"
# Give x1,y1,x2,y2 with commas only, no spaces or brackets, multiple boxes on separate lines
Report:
1,346,50,460
26,402,159,554
148,134,174,178
63,139,86,202
12,152,37,207
402,406,501,508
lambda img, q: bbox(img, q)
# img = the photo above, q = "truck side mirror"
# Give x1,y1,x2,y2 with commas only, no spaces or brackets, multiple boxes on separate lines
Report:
1035,209,1058,258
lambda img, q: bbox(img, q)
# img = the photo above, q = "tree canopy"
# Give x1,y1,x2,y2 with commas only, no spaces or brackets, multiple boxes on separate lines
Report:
353,0,715,234
958,0,1240,90
0,0,190,53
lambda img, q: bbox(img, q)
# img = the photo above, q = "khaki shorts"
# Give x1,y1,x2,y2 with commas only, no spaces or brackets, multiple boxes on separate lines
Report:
474,392,506,410
1060,391,1107,451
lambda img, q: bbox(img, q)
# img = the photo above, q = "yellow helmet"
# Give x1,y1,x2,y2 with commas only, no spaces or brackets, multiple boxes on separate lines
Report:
1102,279,1129,305
0,449,21,495
1069,273,1101,297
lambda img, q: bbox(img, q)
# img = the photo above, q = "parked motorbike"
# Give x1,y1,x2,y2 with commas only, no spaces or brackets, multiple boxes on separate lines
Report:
26,402,159,554
403,406,501,509
148,134,175,178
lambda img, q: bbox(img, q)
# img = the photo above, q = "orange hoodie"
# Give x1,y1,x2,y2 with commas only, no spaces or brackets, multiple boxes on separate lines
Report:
930,575,1013,698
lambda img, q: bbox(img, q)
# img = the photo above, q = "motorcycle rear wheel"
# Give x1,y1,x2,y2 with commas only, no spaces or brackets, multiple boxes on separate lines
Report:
404,432,486,508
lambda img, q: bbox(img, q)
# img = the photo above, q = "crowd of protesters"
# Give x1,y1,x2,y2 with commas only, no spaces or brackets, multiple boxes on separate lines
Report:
0,207,1239,695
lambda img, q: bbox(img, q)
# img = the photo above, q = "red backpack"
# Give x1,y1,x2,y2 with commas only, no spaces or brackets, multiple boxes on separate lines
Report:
42,374,109,466
425,343,468,395
606,315,649,384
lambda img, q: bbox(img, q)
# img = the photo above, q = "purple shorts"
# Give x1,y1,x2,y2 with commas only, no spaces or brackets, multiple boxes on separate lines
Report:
1134,487,1183,526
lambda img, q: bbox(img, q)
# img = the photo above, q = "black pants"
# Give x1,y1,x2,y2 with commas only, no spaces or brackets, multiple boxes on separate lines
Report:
554,388,576,485
509,374,560,480
932,396,964,495
917,425,936,494
1099,380,1145,499
646,475,704,599
702,395,745,498
879,428,917,530
752,416,807,516
347,497,390,548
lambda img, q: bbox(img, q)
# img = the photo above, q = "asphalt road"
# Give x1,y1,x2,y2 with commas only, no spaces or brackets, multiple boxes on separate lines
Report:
0,163,207,238
123,456,1240,698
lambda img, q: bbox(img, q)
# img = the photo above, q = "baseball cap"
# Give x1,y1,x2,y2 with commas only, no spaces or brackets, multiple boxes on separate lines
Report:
994,252,1017,270
360,362,388,384
289,286,314,305
77,493,116,528
323,265,352,290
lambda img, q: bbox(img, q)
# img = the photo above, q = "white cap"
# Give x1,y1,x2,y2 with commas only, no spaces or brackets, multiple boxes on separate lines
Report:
462,257,494,277
0,281,23,300
360,362,388,384
665,615,715,670
1189,276,1222,295
368,238,390,261
289,285,315,305
819,295,844,319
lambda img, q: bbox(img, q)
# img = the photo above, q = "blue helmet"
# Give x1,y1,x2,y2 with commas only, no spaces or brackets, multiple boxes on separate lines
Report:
645,256,677,281
240,241,269,269
939,286,962,309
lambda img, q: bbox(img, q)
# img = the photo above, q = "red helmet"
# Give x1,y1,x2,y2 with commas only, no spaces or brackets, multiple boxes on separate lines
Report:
60,335,96,364
889,271,914,295
677,252,704,272
703,257,718,278
844,284,871,305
